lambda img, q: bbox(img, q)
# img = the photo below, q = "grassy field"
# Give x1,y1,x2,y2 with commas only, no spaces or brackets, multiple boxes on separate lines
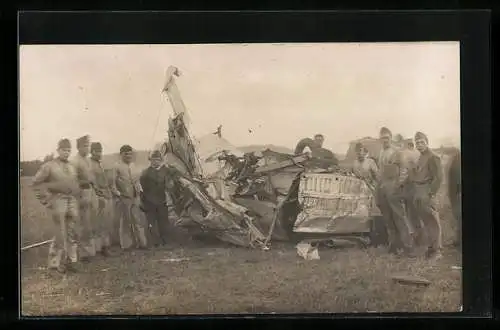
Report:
20,176,462,315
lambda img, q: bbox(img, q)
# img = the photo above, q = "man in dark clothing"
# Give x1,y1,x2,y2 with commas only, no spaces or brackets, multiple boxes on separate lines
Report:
140,150,175,247
294,134,339,167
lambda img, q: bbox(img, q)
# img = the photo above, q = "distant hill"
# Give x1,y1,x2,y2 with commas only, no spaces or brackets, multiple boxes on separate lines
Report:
239,144,294,155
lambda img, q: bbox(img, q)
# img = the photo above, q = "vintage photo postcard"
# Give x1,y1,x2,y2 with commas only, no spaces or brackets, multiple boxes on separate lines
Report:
20,42,462,315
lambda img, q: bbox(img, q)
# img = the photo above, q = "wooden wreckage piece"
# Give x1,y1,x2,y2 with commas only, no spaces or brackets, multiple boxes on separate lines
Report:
21,239,54,251
160,67,269,249
175,176,268,249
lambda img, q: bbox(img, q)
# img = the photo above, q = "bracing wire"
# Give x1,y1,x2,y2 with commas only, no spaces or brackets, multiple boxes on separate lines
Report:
150,93,165,150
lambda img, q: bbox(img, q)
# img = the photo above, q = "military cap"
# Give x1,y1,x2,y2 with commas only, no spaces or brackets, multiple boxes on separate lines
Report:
314,133,324,139
149,150,163,159
120,144,133,154
76,135,90,147
354,142,364,152
57,138,71,149
414,131,429,143
90,142,102,152
379,127,392,137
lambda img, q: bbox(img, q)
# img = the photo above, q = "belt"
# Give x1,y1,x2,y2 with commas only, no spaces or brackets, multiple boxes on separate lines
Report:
413,181,431,185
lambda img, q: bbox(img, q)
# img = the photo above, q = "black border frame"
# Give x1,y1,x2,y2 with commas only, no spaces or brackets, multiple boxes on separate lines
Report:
7,9,493,325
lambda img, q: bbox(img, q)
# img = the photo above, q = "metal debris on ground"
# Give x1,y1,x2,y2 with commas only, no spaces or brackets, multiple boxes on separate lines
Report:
155,257,190,262
296,242,320,260
21,239,54,251
451,266,462,270
42,292,64,297
391,274,431,287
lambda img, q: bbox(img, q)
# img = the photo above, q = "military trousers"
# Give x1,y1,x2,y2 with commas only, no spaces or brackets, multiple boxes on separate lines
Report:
376,183,414,252
93,195,114,252
116,197,148,249
448,183,461,247
451,191,461,247
404,185,426,247
77,188,97,258
411,183,442,251
47,195,79,269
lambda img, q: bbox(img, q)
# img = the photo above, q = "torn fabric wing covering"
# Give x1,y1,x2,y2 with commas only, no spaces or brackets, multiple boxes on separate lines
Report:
293,172,381,234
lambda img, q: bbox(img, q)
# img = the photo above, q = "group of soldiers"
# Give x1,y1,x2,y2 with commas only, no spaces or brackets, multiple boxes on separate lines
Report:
30,127,461,273
31,135,176,274
351,127,462,260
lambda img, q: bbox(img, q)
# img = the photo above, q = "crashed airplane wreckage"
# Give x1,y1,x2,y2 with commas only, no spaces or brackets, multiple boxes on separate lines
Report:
158,66,387,250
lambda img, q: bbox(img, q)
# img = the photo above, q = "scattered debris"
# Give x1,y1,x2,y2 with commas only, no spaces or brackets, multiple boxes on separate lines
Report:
391,274,431,287
296,242,320,260
42,292,64,297
100,268,111,272
96,291,110,296
451,266,462,271
21,239,53,251
155,258,190,263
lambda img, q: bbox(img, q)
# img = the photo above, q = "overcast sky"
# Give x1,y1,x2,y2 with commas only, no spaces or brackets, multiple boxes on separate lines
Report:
20,42,460,161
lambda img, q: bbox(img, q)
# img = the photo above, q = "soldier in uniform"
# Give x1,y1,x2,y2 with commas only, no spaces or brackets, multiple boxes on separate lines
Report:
376,127,415,256
113,145,148,250
71,135,97,261
409,131,443,260
448,148,461,248
139,150,175,247
89,142,115,256
352,142,379,185
31,139,81,273
403,141,425,248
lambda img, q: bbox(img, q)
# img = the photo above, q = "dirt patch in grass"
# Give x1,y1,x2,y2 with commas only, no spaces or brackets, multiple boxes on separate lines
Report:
20,177,462,315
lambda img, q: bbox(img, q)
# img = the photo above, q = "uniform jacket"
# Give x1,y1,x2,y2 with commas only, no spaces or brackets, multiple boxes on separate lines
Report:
377,146,408,187
31,158,80,205
89,158,114,199
409,148,443,196
353,157,379,183
448,150,461,197
113,160,143,199
70,154,95,189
